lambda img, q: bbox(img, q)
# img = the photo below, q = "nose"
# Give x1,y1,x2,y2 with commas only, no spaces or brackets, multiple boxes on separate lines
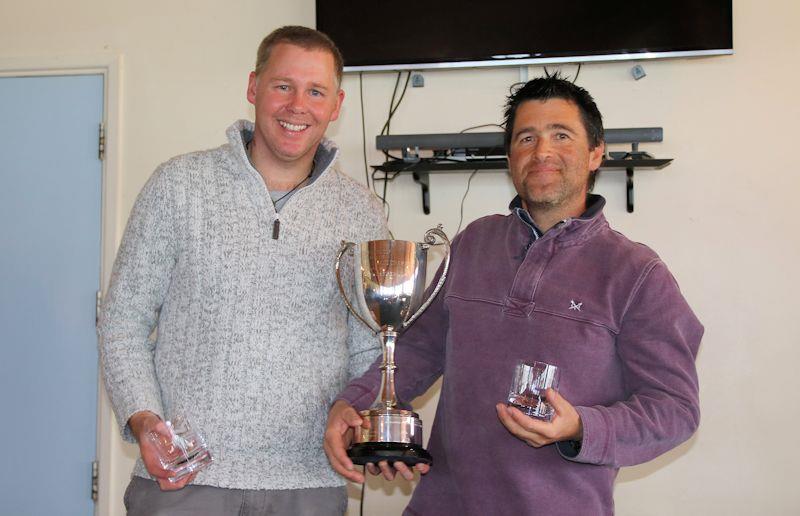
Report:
532,137,553,160
287,91,307,113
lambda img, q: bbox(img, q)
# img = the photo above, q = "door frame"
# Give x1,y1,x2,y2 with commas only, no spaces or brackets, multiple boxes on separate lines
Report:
0,54,122,516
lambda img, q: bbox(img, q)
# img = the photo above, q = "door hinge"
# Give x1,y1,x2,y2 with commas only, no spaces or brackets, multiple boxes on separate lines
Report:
91,460,99,501
98,123,105,161
96,290,102,325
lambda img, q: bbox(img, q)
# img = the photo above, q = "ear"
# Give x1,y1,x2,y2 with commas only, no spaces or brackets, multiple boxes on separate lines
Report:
246,71,258,106
329,89,345,122
588,141,605,171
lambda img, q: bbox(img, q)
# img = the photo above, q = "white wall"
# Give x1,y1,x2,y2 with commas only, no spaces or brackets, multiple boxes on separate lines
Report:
1,0,798,514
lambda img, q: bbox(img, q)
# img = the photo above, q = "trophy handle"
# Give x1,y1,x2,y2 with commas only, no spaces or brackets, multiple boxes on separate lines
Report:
403,225,451,328
335,240,379,333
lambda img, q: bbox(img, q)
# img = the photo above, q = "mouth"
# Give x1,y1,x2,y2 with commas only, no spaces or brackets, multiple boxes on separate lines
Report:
278,120,310,133
528,166,560,175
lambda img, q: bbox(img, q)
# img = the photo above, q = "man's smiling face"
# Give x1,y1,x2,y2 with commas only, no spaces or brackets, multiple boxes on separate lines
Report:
247,42,344,169
508,98,604,214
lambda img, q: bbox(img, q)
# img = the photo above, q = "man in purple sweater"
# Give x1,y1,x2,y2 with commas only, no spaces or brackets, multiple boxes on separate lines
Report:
324,76,703,515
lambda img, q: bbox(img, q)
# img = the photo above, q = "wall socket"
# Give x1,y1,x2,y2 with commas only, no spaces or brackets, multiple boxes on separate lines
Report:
411,73,425,87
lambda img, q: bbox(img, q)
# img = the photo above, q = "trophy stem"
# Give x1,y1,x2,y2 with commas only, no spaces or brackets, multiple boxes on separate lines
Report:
372,329,400,410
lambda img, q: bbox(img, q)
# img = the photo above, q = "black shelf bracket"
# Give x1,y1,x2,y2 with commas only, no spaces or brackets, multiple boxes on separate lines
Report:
627,142,639,212
626,167,635,213
412,171,431,214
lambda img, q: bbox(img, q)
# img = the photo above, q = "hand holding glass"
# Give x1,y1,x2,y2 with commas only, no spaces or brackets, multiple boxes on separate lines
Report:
507,361,561,421
147,415,213,482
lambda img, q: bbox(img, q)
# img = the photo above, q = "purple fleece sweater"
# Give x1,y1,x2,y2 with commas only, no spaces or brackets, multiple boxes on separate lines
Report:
338,196,703,516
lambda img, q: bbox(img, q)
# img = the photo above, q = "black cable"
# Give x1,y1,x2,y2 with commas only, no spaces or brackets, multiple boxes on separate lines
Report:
455,169,479,235
572,63,581,83
360,466,366,516
385,72,401,137
460,123,504,133
371,169,394,222
361,70,410,213
371,169,381,196
370,169,385,208
379,74,401,161
380,72,411,137
371,169,392,198
359,72,370,189
382,169,389,207
392,72,411,115
371,71,413,216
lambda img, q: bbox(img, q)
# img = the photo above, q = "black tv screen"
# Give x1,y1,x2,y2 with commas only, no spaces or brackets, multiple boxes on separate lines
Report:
316,1,733,71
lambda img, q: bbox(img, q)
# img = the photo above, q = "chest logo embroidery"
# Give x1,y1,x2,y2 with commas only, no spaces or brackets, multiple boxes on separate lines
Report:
569,300,583,311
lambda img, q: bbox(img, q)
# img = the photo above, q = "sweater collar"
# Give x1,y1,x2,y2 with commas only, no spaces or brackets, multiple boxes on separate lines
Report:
225,119,339,181
509,194,607,243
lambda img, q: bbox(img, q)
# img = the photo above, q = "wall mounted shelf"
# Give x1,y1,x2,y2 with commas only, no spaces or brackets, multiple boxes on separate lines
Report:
372,128,672,213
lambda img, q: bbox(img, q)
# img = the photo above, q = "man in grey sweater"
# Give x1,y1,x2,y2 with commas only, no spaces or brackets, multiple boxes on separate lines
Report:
99,26,388,514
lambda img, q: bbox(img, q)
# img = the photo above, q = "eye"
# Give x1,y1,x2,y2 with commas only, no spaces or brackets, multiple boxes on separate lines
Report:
309,89,323,97
555,132,570,140
518,135,533,144
276,84,290,92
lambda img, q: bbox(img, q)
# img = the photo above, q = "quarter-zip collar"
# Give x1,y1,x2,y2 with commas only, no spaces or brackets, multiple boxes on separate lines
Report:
225,119,341,240
509,193,607,247
226,119,339,201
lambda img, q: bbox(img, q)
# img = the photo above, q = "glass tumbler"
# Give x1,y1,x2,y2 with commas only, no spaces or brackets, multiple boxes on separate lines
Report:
147,414,213,482
507,360,561,421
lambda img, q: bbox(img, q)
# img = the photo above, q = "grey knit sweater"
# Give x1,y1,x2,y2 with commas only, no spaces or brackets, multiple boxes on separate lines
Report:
98,120,389,489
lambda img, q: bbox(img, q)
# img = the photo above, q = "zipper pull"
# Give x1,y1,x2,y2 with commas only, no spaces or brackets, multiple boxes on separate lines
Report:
272,219,280,239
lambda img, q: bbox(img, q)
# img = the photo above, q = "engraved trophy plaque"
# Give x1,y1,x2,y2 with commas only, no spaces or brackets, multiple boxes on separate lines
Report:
335,226,450,466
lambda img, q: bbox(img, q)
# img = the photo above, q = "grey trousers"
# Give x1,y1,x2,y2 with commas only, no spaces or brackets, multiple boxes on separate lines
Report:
124,476,348,516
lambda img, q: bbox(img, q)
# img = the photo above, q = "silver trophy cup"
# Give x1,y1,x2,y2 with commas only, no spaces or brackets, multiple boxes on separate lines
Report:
335,225,450,466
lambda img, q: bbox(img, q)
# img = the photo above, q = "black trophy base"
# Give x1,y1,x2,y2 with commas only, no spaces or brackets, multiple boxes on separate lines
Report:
348,442,433,467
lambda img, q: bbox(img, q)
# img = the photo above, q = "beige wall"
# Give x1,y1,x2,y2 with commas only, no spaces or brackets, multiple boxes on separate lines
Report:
2,0,798,514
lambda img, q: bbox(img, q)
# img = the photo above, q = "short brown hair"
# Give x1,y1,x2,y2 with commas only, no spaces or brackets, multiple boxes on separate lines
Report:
254,26,344,85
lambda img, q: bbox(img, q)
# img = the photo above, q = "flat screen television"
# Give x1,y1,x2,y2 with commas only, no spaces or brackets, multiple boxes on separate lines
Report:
316,1,733,72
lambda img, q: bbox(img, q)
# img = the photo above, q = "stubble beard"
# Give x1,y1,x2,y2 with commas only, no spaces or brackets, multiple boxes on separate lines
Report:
519,174,590,223
520,177,570,212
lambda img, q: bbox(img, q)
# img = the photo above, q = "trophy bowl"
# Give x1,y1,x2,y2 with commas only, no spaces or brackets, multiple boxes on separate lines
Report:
335,226,450,466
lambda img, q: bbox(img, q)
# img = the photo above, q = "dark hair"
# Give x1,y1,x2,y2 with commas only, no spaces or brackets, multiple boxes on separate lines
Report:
255,26,344,85
503,74,604,189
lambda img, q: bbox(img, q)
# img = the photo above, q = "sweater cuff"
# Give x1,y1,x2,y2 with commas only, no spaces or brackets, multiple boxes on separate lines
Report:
121,407,165,442
336,382,378,412
557,405,607,465
556,439,582,458
116,398,164,443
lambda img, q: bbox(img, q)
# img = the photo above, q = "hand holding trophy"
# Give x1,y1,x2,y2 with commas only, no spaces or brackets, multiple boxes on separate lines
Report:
334,225,450,467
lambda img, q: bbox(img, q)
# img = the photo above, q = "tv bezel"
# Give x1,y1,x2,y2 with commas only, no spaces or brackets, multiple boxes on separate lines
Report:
343,48,733,73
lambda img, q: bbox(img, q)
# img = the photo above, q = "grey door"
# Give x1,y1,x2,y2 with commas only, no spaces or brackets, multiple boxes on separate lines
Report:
0,74,103,515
